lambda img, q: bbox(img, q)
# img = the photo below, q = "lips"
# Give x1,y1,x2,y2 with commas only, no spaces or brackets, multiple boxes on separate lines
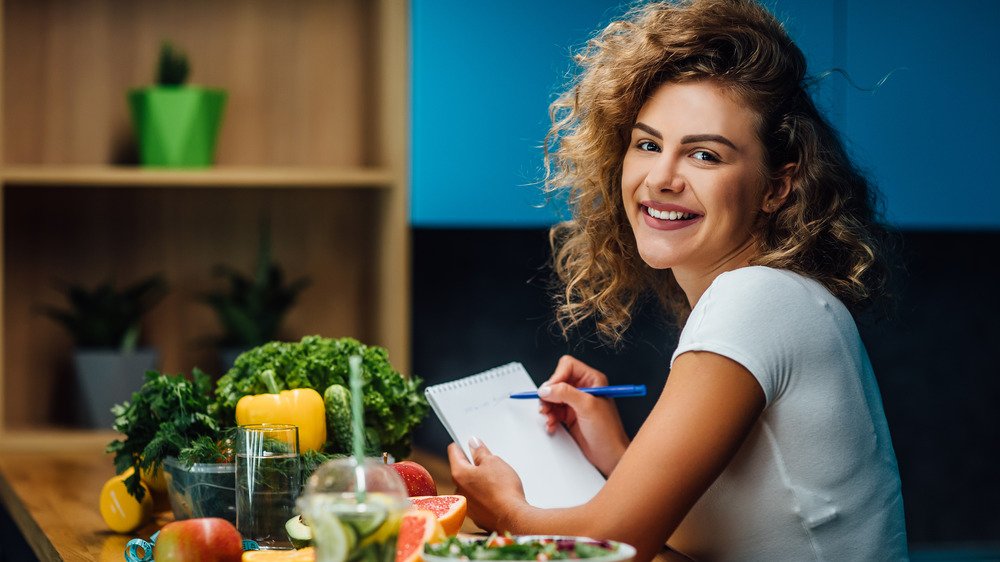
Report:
640,203,702,231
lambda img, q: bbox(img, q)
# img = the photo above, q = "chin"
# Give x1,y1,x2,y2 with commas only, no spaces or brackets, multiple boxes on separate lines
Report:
636,246,680,270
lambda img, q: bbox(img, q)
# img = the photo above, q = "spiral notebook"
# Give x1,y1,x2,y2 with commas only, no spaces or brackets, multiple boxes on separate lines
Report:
425,362,606,508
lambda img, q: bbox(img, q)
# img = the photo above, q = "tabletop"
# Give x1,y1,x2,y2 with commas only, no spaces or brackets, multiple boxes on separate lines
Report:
0,430,458,562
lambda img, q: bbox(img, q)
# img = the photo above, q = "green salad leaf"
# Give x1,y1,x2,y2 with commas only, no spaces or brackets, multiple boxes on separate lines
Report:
212,335,428,459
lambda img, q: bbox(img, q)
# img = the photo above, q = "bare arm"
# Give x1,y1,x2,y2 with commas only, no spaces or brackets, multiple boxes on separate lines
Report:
450,351,765,562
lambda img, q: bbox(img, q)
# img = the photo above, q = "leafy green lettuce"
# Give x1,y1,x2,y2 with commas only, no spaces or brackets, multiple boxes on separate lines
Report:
212,335,428,459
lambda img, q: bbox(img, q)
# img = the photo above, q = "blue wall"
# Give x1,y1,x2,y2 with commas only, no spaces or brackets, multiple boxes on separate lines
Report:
411,1,1000,229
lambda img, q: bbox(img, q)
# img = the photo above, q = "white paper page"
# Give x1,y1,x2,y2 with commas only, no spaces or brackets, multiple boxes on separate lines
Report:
425,363,606,509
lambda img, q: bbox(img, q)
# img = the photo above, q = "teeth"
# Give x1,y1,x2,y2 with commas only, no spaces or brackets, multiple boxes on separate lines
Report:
646,206,695,221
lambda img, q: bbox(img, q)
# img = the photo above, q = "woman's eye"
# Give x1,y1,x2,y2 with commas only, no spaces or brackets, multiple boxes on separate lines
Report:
691,150,720,163
637,140,661,152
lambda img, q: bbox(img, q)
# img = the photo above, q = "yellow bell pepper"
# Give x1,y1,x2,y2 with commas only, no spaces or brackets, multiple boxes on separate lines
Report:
236,369,327,452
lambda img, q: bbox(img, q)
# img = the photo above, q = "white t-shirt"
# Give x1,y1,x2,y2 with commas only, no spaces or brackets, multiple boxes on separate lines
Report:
667,266,908,561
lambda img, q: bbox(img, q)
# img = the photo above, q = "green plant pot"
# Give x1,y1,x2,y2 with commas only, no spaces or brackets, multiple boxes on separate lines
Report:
128,86,227,167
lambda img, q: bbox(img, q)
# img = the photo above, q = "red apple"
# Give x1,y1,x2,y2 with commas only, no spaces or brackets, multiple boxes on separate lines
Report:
153,517,243,562
391,460,437,496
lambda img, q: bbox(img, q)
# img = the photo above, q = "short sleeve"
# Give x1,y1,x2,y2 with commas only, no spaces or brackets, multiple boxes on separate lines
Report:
670,267,816,405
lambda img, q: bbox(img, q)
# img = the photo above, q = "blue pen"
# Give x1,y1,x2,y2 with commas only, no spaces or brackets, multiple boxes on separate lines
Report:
509,384,647,399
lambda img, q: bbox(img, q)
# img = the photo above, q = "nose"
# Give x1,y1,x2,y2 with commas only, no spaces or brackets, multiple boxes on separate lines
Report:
644,154,685,193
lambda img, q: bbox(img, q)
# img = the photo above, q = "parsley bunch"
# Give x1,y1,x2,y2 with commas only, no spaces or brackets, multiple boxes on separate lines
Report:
106,369,222,500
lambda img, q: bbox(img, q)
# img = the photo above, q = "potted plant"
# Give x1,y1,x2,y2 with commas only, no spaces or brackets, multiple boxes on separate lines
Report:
40,275,167,428
202,223,310,371
128,41,227,167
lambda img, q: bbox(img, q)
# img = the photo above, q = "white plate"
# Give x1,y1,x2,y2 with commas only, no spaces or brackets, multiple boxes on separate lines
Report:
423,534,637,562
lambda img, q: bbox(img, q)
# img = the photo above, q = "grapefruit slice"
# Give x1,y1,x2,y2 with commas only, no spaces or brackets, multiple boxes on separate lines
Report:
408,495,467,536
395,510,445,562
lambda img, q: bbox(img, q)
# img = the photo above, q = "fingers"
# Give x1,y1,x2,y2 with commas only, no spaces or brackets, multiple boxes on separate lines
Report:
546,355,609,388
538,381,596,410
448,442,472,468
468,436,492,466
547,355,578,385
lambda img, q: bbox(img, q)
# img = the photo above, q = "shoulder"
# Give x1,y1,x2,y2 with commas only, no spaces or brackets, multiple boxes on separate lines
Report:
690,266,834,327
674,267,848,403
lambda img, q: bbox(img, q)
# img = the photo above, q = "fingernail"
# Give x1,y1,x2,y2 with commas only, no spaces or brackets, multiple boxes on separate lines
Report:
537,386,551,398
468,436,483,449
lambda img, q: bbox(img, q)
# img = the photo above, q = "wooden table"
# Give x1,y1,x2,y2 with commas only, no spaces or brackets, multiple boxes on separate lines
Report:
0,430,459,561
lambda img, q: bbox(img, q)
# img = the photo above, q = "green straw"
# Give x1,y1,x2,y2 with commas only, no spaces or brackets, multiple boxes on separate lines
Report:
348,355,366,501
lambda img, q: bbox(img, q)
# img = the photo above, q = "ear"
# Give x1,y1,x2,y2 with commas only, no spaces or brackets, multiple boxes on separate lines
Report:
761,163,796,213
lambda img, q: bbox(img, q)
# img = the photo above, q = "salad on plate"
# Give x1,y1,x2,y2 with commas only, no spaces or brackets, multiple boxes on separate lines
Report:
424,533,636,562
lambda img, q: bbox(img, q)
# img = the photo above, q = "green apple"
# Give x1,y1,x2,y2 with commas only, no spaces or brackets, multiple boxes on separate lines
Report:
153,517,243,562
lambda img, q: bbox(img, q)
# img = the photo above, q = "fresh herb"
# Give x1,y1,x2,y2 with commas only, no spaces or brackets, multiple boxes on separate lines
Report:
213,336,428,459
178,434,235,465
425,535,619,560
106,369,221,500
301,449,347,481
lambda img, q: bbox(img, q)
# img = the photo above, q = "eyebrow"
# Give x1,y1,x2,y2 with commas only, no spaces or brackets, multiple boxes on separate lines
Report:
681,134,738,151
633,122,662,139
633,122,739,152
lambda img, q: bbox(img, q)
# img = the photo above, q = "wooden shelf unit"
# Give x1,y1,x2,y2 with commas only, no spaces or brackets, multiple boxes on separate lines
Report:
0,0,411,433
0,165,396,189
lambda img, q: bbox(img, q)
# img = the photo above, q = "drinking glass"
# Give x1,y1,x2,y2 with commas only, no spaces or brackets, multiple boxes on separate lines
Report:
236,423,301,549
298,458,410,562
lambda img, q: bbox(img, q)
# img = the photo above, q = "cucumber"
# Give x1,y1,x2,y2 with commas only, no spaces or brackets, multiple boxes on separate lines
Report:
285,515,313,549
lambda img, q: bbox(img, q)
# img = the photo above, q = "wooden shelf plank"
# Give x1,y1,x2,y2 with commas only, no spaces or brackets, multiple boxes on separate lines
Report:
0,165,395,189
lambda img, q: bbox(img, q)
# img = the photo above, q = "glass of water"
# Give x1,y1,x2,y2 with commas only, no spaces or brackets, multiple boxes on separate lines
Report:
236,423,301,549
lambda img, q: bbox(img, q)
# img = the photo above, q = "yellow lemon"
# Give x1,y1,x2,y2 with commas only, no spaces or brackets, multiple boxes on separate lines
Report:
139,463,168,494
99,471,152,533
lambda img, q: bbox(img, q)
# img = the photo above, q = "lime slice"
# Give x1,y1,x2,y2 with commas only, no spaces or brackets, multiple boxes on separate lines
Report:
359,508,402,548
308,513,349,562
342,507,387,538
341,519,358,552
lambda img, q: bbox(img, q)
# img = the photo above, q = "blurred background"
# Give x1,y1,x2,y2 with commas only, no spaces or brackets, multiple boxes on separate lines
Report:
0,0,996,557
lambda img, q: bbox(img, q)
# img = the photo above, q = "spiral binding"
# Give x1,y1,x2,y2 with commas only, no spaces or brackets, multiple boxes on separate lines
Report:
424,362,522,394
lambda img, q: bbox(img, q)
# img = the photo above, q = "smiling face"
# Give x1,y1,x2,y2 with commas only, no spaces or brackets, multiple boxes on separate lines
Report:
622,80,771,281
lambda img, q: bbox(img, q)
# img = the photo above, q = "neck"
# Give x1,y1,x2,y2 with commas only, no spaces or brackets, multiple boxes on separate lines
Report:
673,238,760,309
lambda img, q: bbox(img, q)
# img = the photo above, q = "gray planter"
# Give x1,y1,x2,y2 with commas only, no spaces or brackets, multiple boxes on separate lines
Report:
73,348,158,428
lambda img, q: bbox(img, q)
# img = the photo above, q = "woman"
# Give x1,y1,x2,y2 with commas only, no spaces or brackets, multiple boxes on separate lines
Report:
447,0,908,560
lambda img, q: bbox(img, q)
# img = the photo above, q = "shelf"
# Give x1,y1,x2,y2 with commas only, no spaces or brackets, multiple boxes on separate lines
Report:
0,0,411,432
0,165,395,189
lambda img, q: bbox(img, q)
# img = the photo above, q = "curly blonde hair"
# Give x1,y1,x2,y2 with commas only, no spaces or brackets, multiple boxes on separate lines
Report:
546,0,892,343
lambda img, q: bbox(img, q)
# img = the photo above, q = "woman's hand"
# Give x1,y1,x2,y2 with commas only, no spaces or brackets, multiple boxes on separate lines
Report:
448,439,528,532
538,355,630,476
